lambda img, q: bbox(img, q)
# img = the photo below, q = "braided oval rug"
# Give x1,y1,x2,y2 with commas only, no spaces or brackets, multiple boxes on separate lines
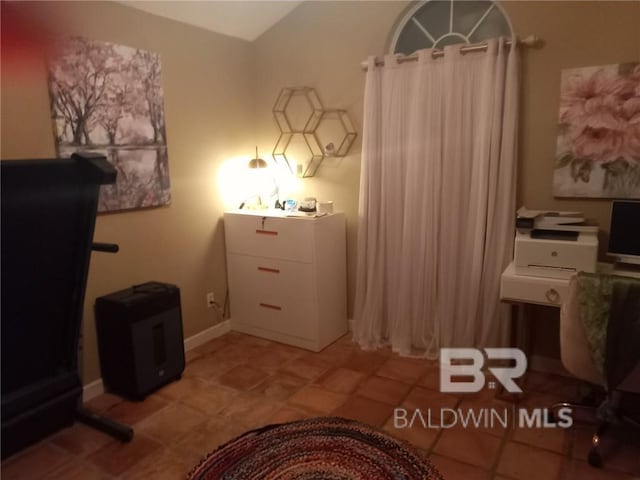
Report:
187,417,443,480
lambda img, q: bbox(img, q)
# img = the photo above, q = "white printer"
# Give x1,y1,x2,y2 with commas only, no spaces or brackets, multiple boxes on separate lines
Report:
513,207,598,279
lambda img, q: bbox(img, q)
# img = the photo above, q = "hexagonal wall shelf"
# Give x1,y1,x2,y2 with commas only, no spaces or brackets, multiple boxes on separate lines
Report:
272,132,324,178
313,109,357,157
272,87,323,134
271,86,357,177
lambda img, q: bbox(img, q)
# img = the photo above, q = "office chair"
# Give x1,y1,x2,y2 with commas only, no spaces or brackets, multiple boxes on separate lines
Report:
552,272,640,468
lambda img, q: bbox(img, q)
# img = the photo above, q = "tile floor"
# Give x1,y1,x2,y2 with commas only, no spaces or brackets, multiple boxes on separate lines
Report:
2,331,639,479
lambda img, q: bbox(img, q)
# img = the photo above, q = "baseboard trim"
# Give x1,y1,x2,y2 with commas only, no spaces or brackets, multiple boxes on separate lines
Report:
183,319,232,351
82,319,232,402
82,378,105,402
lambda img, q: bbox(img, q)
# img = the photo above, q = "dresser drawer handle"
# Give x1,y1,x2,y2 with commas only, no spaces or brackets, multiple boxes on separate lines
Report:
259,303,282,311
545,288,560,303
257,267,280,274
256,229,278,236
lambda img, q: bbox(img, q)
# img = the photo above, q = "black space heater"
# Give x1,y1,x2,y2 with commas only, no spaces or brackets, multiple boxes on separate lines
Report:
95,282,185,400
1,153,133,460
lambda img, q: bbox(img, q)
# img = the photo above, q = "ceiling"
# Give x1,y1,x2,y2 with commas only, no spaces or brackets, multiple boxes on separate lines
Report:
119,1,302,42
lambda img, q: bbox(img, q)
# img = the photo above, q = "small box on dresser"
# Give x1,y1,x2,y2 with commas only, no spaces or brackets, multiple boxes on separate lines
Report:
224,211,347,351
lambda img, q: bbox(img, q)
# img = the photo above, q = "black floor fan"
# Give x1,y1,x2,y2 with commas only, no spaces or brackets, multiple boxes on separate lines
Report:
1,152,133,459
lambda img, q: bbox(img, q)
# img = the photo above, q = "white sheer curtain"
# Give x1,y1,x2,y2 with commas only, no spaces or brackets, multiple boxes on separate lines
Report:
354,38,519,357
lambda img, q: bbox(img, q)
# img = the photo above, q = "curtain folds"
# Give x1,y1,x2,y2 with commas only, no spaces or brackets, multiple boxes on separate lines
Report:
354,38,519,357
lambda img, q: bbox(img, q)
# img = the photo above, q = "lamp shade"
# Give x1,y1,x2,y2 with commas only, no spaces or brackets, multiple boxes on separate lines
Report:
248,147,268,169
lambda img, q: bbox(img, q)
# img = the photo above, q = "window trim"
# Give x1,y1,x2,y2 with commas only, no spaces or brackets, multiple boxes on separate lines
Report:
387,0,514,54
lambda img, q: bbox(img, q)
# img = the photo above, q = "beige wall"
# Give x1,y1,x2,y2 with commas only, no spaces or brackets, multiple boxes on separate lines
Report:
1,1,255,383
2,1,639,383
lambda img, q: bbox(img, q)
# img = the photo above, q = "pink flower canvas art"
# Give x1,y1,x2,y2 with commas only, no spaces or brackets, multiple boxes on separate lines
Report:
554,62,640,198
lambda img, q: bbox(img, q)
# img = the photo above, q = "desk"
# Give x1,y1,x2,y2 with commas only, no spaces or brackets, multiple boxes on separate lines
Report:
498,262,572,399
500,261,640,306
500,261,569,307
499,261,634,376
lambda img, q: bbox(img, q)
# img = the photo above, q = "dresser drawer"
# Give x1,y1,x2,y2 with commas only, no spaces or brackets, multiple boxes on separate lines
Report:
227,254,315,303
224,213,314,263
501,272,569,307
229,290,316,341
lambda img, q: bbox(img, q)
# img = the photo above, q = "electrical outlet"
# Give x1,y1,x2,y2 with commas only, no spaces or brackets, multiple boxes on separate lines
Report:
206,292,215,308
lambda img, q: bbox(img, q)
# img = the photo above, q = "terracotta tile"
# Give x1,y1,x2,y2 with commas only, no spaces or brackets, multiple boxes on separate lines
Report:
221,393,281,430
332,395,395,427
288,385,348,414
250,373,307,401
247,348,295,374
300,343,355,368
268,406,311,424
2,442,74,479
172,416,246,468
179,382,238,416
234,334,277,348
376,357,426,384
87,433,162,476
356,375,411,405
428,454,491,480
319,340,356,360
278,359,329,381
518,391,566,410
156,376,206,401
184,355,243,380
459,380,504,402
571,424,640,475
211,344,255,363
383,416,440,451
218,364,268,390
316,368,367,394
497,441,565,480
524,371,580,398
341,350,388,374
220,331,248,343
137,403,206,445
457,394,513,437
193,337,229,356
184,349,203,364
83,392,123,413
119,446,190,480
402,386,459,420
417,364,441,391
564,459,637,480
511,422,571,454
270,342,307,360
51,423,115,457
434,426,502,470
44,459,109,480
103,395,168,426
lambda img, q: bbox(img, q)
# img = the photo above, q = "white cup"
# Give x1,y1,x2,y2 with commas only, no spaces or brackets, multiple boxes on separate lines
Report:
317,201,334,215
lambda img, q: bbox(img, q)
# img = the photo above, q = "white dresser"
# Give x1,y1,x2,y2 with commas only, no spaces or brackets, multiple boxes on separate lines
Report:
224,210,347,351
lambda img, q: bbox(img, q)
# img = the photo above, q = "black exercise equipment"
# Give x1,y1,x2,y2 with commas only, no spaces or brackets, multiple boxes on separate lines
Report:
1,152,133,459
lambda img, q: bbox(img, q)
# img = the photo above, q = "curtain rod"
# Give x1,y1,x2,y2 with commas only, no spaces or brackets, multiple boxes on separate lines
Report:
360,35,541,71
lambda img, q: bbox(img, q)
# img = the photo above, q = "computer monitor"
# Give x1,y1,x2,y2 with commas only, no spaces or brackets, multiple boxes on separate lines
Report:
607,200,640,266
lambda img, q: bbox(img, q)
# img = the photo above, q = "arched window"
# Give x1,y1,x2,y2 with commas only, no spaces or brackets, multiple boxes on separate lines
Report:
390,0,513,55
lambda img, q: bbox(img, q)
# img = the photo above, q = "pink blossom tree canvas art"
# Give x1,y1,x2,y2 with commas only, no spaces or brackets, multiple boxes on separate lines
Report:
47,37,171,212
553,62,640,198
